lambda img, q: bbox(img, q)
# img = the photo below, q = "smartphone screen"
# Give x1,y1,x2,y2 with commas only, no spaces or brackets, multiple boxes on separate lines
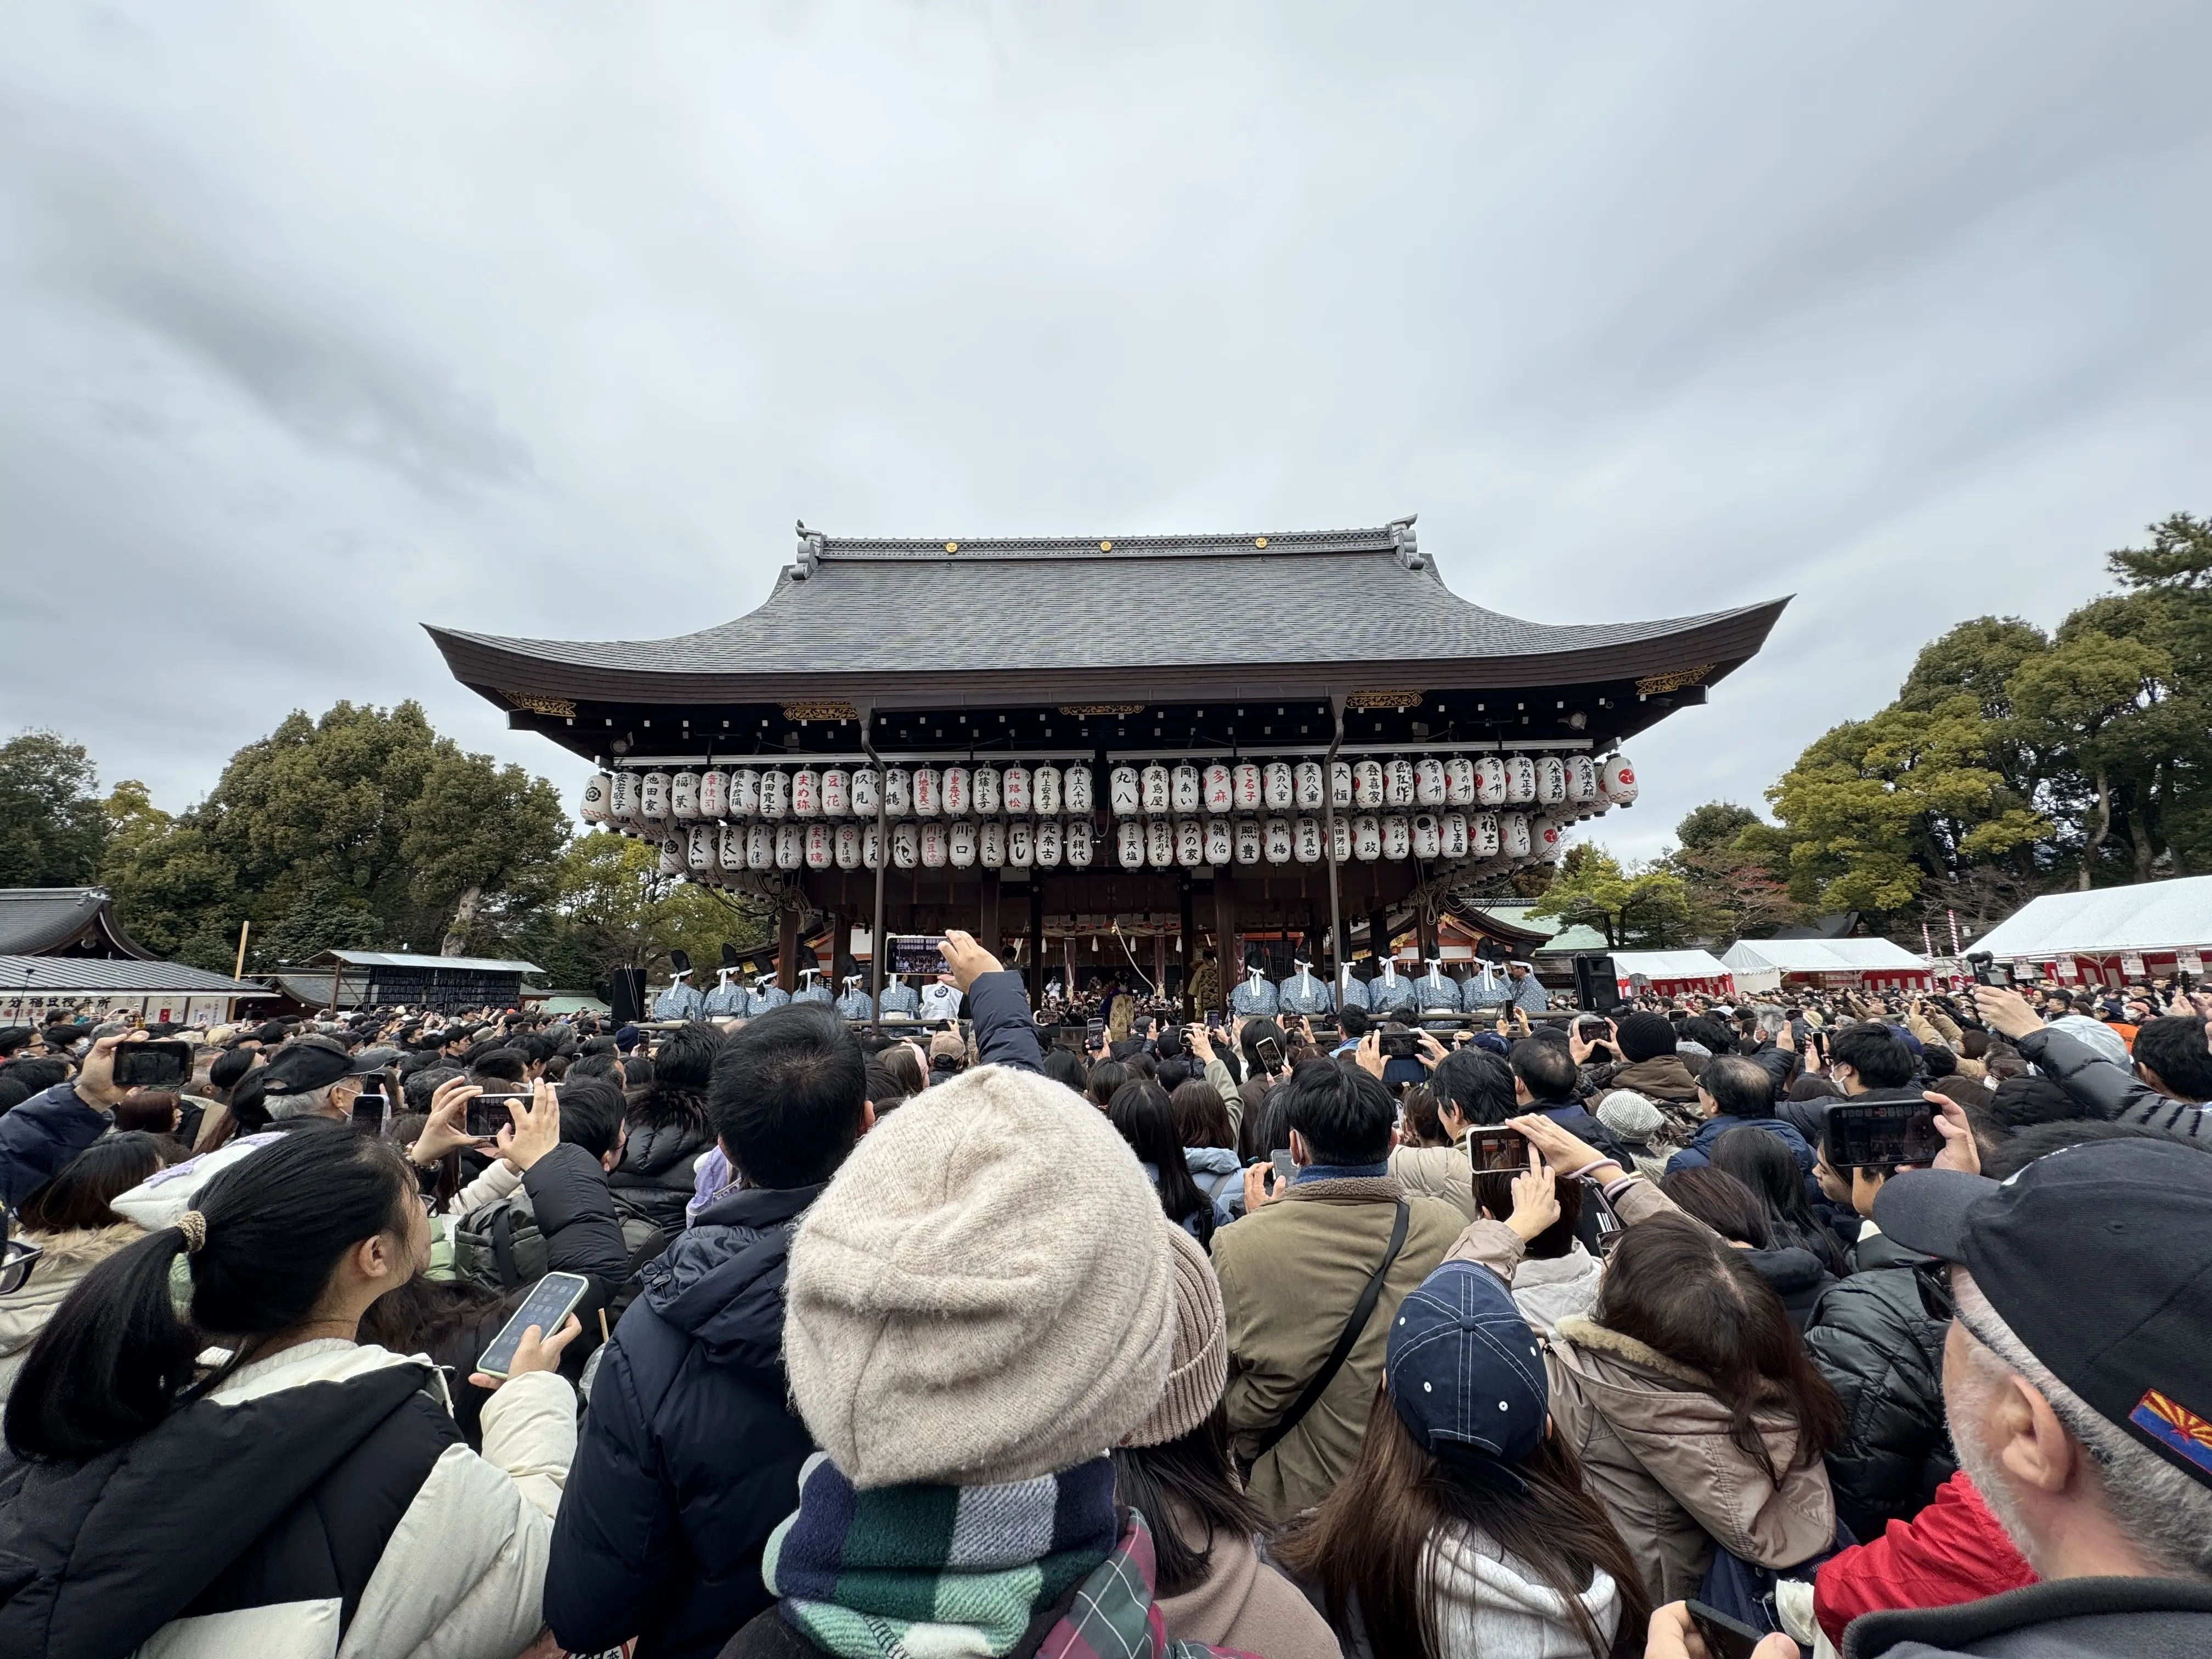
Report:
468,1092,529,1139
476,1272,589,1379
1825,1101,1940,1170
350,1081,387,1136
1254,1035,1284,1071
1684,1599,1765,1659
1270,1148,1296,1189
112,1040,193,1091
1469,1126,1527,1172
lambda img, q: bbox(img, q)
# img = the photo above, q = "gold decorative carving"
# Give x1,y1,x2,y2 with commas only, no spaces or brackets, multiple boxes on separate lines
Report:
1057,703,1146,717
1346,689,1424,711
1634,664,1713,697
780,699,859,722
501,691,576,718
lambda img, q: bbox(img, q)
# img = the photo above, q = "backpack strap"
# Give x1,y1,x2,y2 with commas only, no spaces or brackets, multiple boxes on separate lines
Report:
490,1205,522,1290
1245,1198,1410,1470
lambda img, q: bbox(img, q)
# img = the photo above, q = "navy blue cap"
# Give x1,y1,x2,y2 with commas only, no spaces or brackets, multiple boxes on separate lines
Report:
614,1024,644,1051
1387,1260,1547,1472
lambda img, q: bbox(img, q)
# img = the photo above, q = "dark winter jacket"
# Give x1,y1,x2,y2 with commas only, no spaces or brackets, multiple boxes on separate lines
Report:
1525,1098,1633,1171
1804,1228,1954,1540
0,1084,109,1209
2017,1024,2210,1141
1739,1244,1837,1331
1843,1576,2212,1657
610,1116,716,1233
1666,1113,1816,1181
546,1180,823,1659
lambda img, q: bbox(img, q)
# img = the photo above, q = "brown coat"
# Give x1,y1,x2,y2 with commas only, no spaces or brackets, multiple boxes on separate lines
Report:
1153,1500,1341,1659
1447,1185,1836,1604
1213,1173,1466,1521
1597,1055,1702,1105
1388,1142,1481,1223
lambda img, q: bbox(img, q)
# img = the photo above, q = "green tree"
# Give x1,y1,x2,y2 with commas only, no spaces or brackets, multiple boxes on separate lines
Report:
2008,628,2179,888
1665,802,1804,946
1528,844,1694,948
99,781,240,970
534,832,768,992
0,731,109,887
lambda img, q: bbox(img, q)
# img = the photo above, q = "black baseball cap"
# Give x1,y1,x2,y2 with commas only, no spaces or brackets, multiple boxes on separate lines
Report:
1876,1139,2212,1489
255,1041,376,1098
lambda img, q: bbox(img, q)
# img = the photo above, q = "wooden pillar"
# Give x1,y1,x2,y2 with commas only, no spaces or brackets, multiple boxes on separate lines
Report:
1028,879,1046,1006
1179,881,1197,1021
777,906,800,994
980,871,1002,965
1214,874,1239,1017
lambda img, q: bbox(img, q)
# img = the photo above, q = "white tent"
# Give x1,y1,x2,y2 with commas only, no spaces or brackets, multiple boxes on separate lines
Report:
1722,936,1931,992
1970,876,2212,961
1610,948,1734,990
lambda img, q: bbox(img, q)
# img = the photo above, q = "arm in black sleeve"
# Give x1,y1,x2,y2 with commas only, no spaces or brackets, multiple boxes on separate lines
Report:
2015,1024,2207,1135
523,1142,636,1292
0,1085,111,1209
966,970,1045,1074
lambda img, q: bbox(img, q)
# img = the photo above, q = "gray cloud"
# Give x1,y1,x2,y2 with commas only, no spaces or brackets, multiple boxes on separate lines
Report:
1,1,2208,869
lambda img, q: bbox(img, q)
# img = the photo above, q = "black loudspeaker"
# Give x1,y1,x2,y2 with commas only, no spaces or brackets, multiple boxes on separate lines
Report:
1572,953,1622,1014
608,968,647,1025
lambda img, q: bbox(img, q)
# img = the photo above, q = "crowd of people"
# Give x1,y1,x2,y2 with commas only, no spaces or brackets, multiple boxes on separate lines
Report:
0,950,2208,1658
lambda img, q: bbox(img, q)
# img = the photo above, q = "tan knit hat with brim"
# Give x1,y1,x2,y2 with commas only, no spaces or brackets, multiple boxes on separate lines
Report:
784,1062,1176,1488
1124,1224,1227,1448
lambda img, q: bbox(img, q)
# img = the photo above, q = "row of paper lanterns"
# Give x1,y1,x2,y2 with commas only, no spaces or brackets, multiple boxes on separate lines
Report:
583,752,1638,828
641,807,1576,877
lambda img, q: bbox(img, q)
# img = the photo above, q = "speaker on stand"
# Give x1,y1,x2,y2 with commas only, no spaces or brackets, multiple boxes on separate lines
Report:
609,967,647,1026
1571,953,1622,1015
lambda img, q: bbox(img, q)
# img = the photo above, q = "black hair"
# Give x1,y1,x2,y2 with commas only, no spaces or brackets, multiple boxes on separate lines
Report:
708,1003,866,1188
1279,1059,1395,1165
2134,1015,2212,1102
17,1133,176,1232
1785,1072,1842,1102
1980,1116,2207,1180
566,1051,619,1083
1086,1060,1130,1109
1431,1046,1516,1127
5,1131,417,1462
1239,1018,1288,1078
633,1022,721,1134
1701,1054,1778,1120
1338,1006,1370,1040
1707,1125,1846,1274
1829,1022,1915,1090
469,1049,529,1086
1474,1167,1583,1258
1111,1404,1268,1598
207,1048,256,1093
1237,1087,1294,1165
554,1075,625,1161
1920,1044,1957,1080
0,1026,33,1058
403,1064,462,1114
1509,1039,1577,1102
1109,1080,1215,1245
1039,1049,1088,1096
1661,1165,1774,1247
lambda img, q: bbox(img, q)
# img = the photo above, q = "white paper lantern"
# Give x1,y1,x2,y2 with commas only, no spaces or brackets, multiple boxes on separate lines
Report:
1203,763,1233,814
672,771,701,820
1235,819,1263,865
776,823,804,870
821,768,850,818
1385,758,1416,809
1331,817,1352,864
699,770,728,819
1177,817,1205,866
1475,757,1508,806
1110,766,1142,815
1536,755,1567,806
1414,759,1446,807
941,765,969,819
1502,811,1532,859
1441,811,1469,859
851,767,879,816
730,768,762,818
1204,817,1233,866
640,771,672,821
949,820,977,868
836,823,862,870
1034,817,1062,867
1066,817,1094,868
862,822,884,870
1535,817,1565,860
1233,762,1263,812
1295,761,1325,810
912,766,940,819
1382,816,1411,861
687,824,715,870
920,821,947,868
746,823,775,870
972,764,1001,817
1004,764,1032,816
892,821,919,868
1445,757,1476,807
1471,812,1500,858
719,823,745,870
1354,759,1385,809
1063,764,1093,814
1412,814,1440,860
1118,820,1146,869
1567,755,1598,803
883,768,912,817
581,772,613,823
1505,754,1537,804
1600,753,1639,804
1007,819,1034,868
1264,818,1293,864
658,832,684,874
608,771,638,821
1147,817,1175,868
1295,817,1323,863
1172,764,1200,814
1264,762,1295,811
1032,764,1060,817
805,823,833,869
981,820,1007,867
791,768,820,819
1353,815,1382,861
1141,764,1170,815
758,769,790,820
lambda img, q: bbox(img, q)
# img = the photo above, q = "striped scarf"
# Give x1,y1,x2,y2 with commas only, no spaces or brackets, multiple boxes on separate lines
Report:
764,1453,1241,1658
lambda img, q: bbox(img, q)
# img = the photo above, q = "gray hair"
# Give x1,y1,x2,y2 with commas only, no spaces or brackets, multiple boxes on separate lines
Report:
265,1080,344,1121
404,1064,462,1113
1955,1274,2212,1581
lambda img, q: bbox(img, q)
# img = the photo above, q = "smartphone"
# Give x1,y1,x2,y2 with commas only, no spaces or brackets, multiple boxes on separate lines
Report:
1825,1101,1942,1171
1253,1035,1284,1071
1270,1148,1296,1190
112,1040,193,1091
1469,1125,1527,1173
1684,1599,1767,1659
1205,1011,1223,1030
475,1272,590,1380
468,1091,531,1139
351,1075,388,1135
1968,951,2005,987
1379,1030,1420,1059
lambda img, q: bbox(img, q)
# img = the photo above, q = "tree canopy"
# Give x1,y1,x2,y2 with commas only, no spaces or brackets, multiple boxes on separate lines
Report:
0,732,109,888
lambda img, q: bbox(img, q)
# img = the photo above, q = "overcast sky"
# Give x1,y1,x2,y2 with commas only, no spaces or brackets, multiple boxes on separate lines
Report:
4,3,2208,865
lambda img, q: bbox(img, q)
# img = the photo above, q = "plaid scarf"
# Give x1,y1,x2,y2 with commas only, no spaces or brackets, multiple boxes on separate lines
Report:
764,1453,1241,1659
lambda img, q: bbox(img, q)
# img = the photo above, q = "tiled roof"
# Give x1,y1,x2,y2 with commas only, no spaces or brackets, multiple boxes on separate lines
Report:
0,888,153,958
317,951,545,974
0,955,271,995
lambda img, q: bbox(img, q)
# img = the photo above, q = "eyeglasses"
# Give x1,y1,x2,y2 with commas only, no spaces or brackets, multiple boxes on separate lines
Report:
1,1225,43,1296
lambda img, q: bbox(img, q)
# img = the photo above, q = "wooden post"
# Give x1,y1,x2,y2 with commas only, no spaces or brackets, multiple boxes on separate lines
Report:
1213,873,1238,1018
1028,879,1046,1005
233,919,252,981
777,907,800,994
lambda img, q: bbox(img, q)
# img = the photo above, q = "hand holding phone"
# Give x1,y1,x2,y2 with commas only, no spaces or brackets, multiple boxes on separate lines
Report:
469,1274,589,1385
111,1040,193,1091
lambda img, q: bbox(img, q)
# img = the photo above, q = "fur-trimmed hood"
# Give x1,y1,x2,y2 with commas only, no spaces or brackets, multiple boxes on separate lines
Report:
14,1221,143,1277
0,1223,146,1384
1552,1313,1711,1389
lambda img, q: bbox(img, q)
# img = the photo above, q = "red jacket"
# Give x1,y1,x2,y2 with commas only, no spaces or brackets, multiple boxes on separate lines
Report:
1814,1471,2038,1647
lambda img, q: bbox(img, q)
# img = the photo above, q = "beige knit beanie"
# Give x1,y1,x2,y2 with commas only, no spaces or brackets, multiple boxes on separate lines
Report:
1124,1223,1227,1448
783,1062,1176,1488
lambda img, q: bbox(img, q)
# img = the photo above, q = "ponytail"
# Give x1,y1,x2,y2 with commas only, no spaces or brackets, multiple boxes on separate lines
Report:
4,1129,416,1463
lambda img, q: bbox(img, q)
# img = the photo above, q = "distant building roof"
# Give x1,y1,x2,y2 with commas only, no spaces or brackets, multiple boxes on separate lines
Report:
1764,912,1863,940
311,950,545,975
1971,877,2212,960
1611,949,1735,984
1723,937,1930,981
268,972,362,1010
1471,903,1611,955
0,888,156,958
0,955,272,996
